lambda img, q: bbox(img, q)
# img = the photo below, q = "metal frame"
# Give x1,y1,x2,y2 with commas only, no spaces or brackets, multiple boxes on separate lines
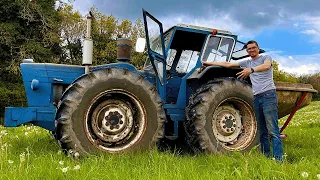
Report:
142,9,167,101
200,35,236,63
280,92,308,133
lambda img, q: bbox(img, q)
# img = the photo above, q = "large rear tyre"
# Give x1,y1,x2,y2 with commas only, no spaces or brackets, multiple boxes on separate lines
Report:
185,78,259,153
55,68,165,156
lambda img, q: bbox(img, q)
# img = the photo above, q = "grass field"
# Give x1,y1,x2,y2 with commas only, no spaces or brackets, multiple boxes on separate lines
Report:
0,101,319,180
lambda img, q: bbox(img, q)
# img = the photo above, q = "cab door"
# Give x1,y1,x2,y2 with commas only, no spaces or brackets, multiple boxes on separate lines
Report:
142,9,167,101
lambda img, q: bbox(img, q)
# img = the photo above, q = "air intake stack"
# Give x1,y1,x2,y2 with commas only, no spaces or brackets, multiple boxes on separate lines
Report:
117,38,132,62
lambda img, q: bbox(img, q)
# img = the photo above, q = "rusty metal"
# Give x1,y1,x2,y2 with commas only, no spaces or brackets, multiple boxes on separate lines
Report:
276,82,318,119
84,89,147,153
280,92,308,133
212,106,242,142
90,99,134,143
117,38,132,62
212,97,256,151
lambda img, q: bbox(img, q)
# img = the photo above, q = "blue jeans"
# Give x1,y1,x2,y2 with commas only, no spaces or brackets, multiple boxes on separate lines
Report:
253,90,283,161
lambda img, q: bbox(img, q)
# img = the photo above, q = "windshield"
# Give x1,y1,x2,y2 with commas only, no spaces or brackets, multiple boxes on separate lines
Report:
202,36,235,62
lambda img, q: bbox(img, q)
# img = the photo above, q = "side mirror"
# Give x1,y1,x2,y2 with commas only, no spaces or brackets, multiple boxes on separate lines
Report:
135,38,146,52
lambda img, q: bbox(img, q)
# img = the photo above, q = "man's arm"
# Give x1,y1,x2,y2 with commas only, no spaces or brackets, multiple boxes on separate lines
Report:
202,61,240,68
251,60,272,72
236,60,272,79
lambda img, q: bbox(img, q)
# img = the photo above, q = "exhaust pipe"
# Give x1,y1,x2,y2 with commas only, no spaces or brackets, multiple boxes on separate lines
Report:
83,13,94,74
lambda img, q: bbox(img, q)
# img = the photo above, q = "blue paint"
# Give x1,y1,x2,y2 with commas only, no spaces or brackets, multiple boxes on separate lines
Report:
5,107,56,131
31,79,40,90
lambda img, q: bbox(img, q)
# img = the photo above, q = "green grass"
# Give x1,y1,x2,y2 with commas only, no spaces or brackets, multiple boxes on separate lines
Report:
1,101,320,180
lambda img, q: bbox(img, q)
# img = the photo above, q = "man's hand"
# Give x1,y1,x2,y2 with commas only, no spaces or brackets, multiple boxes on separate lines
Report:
202,62,211,67
236,67,252,80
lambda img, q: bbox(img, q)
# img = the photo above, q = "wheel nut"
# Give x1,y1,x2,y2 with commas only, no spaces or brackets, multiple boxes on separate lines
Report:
120,120,123,124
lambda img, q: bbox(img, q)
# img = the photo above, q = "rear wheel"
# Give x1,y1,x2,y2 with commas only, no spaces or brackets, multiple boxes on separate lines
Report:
55,67,165,156
185,78,259,153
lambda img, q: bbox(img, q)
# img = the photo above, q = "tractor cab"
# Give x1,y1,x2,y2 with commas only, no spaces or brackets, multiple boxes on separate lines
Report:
140,9,245,105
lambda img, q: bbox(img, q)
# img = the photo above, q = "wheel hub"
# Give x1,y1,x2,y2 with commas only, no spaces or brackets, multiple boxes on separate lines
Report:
219,113,237,134
104,109,125,133
91,99,134,142
212,106,242,143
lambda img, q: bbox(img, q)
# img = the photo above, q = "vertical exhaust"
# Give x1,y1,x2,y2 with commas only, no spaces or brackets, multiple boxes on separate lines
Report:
83,13,94,74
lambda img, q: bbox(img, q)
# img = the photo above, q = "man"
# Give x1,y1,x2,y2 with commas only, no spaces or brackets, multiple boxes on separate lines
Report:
202,40,283,161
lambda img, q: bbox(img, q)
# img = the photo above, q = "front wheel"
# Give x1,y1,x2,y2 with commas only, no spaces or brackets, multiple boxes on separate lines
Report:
185,78,259,153
55,68,166,156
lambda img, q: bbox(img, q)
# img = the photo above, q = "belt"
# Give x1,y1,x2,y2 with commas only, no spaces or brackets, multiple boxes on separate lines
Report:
254,89,276,98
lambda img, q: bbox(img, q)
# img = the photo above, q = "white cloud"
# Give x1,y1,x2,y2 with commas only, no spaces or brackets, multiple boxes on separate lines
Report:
302,29,320,35
297,16,320,43
268,51,320,75
160,13,256,39
257,12,267,17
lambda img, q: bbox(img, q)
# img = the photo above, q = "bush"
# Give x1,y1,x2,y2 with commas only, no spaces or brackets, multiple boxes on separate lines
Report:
0,82,27,119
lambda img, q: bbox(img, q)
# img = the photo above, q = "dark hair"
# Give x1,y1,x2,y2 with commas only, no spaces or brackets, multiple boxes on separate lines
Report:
244,40,259,49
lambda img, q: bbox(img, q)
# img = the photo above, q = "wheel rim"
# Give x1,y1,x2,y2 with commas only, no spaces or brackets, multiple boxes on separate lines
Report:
84,89,146,153
211,97,256,151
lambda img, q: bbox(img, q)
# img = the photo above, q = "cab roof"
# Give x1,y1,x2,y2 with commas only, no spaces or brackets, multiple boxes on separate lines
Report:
171,24,233,35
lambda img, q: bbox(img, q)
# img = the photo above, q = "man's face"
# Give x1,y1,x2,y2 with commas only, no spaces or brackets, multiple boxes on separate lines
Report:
246,43,259,58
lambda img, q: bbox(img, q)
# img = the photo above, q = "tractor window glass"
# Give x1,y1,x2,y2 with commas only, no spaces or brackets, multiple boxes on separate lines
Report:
144,29,173,70
202,36,234,62
175,50,199,73
154,60,164,83
232,41,248,60
146,16,164,56
166,49,176,70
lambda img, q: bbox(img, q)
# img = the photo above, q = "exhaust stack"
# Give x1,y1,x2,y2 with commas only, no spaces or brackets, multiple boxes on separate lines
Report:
83,13,94,73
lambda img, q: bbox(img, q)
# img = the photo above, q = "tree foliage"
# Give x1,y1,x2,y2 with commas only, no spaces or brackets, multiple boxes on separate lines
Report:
0,0,61,83
58,4,85,65
299,73,320,99
272,60,299,83
89,7,146,67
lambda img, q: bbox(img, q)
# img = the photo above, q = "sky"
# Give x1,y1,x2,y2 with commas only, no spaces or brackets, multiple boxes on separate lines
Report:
69,0,320,75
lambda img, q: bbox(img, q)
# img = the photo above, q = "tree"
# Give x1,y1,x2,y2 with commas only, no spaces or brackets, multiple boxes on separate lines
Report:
130,18,147,69
89,7,146,68
0,0,61,82
299,73,320,99
89,7,118,65
272,60,298,83
58,4,85,65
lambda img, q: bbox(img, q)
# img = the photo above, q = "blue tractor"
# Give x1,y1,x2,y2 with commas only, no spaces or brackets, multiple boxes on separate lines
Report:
4,10,261,156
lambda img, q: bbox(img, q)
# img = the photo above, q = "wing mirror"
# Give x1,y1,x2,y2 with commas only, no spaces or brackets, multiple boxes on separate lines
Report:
135,38,146,52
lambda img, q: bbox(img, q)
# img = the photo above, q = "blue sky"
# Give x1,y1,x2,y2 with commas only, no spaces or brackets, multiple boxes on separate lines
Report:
69,0,320,75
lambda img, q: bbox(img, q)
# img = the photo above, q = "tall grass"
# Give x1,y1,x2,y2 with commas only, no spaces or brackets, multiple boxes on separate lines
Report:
0,101,320,180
